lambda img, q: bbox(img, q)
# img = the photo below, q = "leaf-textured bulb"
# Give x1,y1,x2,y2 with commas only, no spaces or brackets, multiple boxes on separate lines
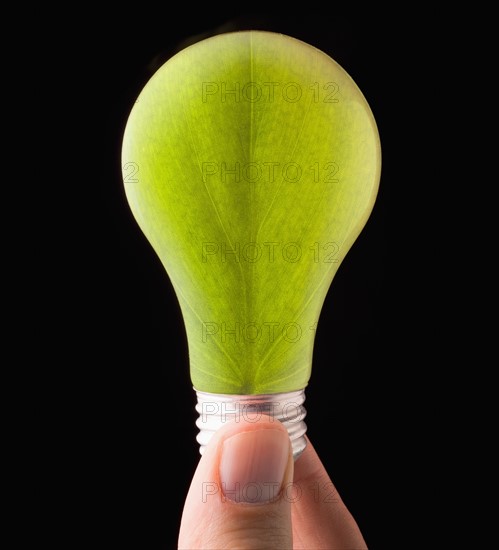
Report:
122,30,381,453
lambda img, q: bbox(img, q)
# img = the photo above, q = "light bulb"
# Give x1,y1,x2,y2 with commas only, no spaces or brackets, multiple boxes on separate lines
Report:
121,30,381,459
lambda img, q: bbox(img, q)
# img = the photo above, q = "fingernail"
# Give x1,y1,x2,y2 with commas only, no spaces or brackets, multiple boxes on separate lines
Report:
220,429,290,503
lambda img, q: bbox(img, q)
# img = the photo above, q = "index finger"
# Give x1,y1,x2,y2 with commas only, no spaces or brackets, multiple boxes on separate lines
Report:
290,437,368,549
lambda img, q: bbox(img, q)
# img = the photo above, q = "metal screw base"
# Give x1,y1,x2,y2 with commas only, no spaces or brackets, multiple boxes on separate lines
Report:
194,388,307,460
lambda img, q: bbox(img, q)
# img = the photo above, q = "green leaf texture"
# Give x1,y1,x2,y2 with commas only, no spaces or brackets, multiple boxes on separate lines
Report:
122,31,381,394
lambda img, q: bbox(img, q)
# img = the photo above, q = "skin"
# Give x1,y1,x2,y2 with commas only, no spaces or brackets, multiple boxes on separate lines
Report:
178,415,367,549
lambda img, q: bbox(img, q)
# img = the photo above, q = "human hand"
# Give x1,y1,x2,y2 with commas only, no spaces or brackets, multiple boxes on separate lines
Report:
179,414,367,549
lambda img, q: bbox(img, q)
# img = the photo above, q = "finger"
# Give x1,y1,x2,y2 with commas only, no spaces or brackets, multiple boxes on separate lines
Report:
290,437,368,549
178,415,294,550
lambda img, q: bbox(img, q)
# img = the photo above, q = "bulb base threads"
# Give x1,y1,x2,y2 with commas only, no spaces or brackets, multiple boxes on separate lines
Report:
194,388,307,460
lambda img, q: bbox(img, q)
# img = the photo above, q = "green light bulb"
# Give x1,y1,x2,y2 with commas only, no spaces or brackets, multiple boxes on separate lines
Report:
121,30,381,457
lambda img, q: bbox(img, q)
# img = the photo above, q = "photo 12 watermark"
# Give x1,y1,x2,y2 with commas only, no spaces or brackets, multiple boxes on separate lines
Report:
201,480,339,504
201,161,339,184
202,81,340,104
201,321,319,344
202,241,340,264
197,398,305,427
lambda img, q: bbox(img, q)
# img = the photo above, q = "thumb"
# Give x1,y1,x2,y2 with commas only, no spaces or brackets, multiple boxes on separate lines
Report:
178,415,294,550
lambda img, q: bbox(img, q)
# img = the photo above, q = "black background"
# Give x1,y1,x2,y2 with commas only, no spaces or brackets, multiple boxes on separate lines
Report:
47,10,444,549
